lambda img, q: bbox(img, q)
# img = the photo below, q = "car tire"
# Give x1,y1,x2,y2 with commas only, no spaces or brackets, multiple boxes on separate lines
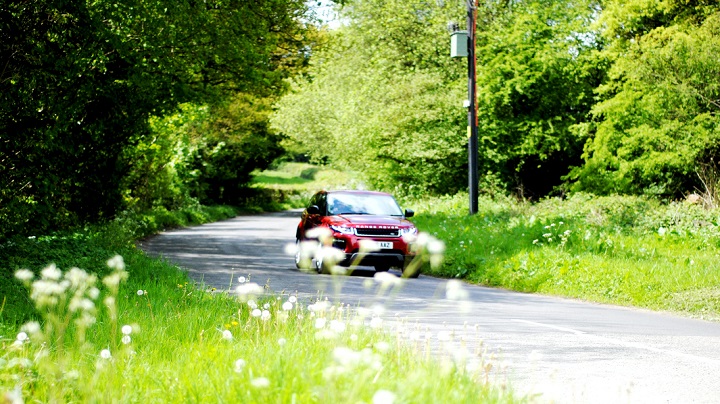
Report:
314,247,329,274
294,239,302,269
374,264,390,272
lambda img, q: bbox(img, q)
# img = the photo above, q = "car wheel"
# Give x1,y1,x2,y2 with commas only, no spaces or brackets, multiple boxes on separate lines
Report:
314,246,328,274
294,239,302,269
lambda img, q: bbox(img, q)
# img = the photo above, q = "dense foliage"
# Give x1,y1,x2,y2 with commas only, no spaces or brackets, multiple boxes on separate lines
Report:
570,1,720,197
0,0,311,239
273,0,604,197
5,0,720,238
274,0,720,200
272,0,469,197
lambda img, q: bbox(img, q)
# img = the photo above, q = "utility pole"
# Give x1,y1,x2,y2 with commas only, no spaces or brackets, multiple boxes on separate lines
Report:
450,1,479,215
466,0,479,215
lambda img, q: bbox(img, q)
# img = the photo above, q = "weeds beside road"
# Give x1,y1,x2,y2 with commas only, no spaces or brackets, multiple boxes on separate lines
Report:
252,163,720,321
412,193,720,321
0,200,518,403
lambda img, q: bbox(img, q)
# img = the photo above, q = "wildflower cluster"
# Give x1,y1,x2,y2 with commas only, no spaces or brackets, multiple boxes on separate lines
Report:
532,221,572,248
6,255,133,401
14,263,102,346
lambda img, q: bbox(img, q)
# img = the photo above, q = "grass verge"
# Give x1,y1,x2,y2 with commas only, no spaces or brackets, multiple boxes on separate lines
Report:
410,192,720,320
0,202,520,402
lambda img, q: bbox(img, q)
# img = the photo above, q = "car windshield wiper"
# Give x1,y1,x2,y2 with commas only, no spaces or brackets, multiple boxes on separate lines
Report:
336,212,369,215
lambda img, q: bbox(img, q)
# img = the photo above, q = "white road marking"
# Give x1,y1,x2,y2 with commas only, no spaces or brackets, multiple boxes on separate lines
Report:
512,319,720,366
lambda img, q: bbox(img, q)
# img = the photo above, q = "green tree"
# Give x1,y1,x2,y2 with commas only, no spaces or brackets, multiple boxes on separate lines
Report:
273,0,468,196
273,0,605,198
191,93,284,205
474,0,605,197
0,0,310,238
570,1,720,197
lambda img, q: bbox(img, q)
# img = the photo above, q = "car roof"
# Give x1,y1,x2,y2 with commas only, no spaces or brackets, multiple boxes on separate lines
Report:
323,190,392,197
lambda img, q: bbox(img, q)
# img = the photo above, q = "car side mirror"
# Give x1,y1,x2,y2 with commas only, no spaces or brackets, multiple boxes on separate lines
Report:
404,209,414,218
307,205,321,215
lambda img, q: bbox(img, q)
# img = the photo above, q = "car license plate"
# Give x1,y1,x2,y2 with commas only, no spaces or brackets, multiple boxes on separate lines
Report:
378,241,393,249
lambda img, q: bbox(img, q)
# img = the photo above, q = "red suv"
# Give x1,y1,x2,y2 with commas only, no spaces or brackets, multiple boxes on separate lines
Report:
295,190,419,277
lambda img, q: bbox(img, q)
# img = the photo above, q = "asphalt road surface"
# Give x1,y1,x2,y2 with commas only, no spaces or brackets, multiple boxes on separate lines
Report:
139,211,720,403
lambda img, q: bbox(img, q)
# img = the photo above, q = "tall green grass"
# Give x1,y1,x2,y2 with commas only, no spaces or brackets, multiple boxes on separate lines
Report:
1,200,520,402
411,193,720,320
2,256,518,403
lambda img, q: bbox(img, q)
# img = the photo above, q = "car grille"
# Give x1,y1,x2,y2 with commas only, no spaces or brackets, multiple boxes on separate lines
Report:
355,227,400,237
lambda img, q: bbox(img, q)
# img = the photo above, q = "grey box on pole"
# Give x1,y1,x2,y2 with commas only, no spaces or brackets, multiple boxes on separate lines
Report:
451,30,468,58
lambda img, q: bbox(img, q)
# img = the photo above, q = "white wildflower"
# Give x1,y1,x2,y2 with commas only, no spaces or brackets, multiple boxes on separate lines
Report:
4,385,23,404
374,272,402,287
234,359,246,373
330,320,346,333
102,272,125,289
308,300,330,312
373,390,396,404
222,330,233,340
306,226,332,241
21,321,40,335
65,267,89,288
235,282,264,298
250,377,270,389
14,269,34,283
106,255,125,271
121,325,132,335
282,301,293,311
41,264,62,281
100,349,112,359
446,279,469,300
284,242,298,255
427,238,445,255
374,341,390,353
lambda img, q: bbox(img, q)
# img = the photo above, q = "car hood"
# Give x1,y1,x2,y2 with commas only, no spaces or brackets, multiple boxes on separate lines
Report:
328,215,413,227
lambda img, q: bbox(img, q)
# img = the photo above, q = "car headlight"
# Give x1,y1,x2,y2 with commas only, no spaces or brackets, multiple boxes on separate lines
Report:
330,225,355,235
400,227,418,236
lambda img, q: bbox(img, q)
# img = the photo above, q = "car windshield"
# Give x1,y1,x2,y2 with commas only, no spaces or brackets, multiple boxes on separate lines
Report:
327,193,404,216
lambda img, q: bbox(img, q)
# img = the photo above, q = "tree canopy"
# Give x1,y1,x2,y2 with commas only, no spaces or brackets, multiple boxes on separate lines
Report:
274,0,720,200
273,0,604,197
4,0,720,240
1,0,311,238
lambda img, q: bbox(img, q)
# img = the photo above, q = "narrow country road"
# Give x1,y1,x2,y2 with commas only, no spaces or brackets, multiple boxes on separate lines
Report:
139,211,720,403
